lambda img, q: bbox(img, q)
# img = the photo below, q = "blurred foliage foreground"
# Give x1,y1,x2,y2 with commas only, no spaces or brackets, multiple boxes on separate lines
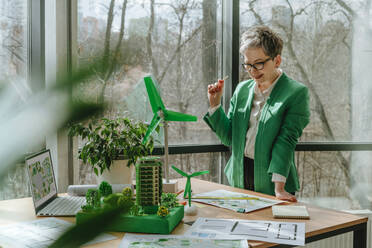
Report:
0,57,135,247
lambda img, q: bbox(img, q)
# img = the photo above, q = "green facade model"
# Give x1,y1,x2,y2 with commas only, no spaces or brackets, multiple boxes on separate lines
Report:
136,156,162,214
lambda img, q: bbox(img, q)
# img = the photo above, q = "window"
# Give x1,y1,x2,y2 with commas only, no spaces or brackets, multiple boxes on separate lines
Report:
76,0,223,184
240,0,372,207
77,0,222,145
239,0,372,142
0,0,29,200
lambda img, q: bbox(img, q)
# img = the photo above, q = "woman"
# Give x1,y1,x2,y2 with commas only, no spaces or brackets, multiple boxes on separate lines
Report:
204,25,310,201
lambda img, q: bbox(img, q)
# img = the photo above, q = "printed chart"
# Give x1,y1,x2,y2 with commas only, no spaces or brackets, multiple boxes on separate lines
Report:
185,217,305,246
192,189,283,213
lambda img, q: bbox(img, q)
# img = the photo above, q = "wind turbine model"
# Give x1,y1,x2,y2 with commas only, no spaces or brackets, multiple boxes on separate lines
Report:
142,75,197,193
171,165,209,215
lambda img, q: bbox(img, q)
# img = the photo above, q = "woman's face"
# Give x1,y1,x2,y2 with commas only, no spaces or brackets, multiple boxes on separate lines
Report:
243,47,281,85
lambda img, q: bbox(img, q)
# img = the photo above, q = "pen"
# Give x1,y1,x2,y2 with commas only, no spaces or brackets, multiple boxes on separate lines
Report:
231,221,239,232
191,196,260,200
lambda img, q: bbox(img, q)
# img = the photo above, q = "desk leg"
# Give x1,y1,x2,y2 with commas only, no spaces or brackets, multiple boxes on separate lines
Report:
353,222,367,248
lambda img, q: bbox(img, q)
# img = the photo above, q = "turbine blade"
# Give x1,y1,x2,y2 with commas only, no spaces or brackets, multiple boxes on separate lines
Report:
171,165,189,177
190,170,209,177
142,113,161,144
164,109,197,122
143,75,165,114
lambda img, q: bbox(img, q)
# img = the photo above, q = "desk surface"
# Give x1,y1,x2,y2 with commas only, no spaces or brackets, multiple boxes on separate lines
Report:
0,179,368,248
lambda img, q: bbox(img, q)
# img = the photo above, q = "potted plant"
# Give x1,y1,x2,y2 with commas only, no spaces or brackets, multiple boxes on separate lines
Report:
68,117,155,184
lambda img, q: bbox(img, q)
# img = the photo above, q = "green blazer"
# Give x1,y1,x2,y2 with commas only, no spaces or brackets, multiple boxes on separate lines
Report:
203,72,310,195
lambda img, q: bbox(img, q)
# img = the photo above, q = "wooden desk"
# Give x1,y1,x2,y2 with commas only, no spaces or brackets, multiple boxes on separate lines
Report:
0,179,367,248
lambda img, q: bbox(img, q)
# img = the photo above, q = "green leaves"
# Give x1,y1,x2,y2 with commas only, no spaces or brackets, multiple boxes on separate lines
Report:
48,206,124,248
161,193,179,209
69,117,155,175
98,181,113,197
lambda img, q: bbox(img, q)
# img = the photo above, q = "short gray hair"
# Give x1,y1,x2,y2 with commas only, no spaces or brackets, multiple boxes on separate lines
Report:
240,25,283,58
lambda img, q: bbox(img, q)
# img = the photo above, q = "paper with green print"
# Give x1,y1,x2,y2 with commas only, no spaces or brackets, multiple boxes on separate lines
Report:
120,234,248,248
191,189,283,213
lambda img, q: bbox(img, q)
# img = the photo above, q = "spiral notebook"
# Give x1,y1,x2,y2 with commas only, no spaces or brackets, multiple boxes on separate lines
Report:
272,205,310,219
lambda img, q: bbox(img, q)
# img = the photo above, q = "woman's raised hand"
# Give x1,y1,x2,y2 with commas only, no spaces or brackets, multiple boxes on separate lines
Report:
208,79,225,107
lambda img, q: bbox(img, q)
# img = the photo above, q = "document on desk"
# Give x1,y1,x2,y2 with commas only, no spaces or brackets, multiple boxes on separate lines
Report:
191,189,283,213
120,233,248,248
0,218,116,248
185,217,305,246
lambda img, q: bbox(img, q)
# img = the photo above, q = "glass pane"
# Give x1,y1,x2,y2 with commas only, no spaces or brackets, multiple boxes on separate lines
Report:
77,0,222,145
240,0,372,142
167,153,221,183
0,162,31,200
0,0,29,200
0,1,28,85
296,150,372,211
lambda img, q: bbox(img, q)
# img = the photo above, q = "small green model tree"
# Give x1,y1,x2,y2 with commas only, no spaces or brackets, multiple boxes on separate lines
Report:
161,193,179,209
84,189,101,210
103,187,134,210
98,181,113,197
103,193,122,207
129,204,143,216
122,187,133,199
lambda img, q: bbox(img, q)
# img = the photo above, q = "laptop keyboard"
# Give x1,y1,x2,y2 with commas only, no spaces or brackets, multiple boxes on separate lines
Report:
39,196,86,216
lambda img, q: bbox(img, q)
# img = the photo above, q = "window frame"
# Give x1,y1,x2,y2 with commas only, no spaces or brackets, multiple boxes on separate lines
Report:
29,0,45,93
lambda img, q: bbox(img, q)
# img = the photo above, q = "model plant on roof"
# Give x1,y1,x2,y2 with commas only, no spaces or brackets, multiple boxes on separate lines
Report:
141,75,197,193
172,165,209,215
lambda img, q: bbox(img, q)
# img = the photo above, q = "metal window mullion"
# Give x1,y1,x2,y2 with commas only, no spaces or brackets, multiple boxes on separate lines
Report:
29,0,45,94
147,142,372,156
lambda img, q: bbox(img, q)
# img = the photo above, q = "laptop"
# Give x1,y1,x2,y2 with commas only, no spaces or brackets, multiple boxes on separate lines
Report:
25,149,86,216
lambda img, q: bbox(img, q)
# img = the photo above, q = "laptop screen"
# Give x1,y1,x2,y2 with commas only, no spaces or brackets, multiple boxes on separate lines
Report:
25,150,57,209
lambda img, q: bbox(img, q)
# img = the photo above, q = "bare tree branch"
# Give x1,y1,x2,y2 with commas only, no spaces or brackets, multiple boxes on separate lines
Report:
335,0,356,17
146,0,159,78
249,0,264,25
102,0,115,76
293,2,316,17
105,0,128,81
158,24,202,83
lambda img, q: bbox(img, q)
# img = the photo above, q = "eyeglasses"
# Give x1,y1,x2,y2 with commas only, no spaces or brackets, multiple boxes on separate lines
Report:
241,57,272,71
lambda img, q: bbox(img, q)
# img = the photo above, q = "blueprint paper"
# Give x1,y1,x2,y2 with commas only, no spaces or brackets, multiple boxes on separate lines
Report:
192,189,283,213
0,218,117,248
120,233,248,248
185,217,305,246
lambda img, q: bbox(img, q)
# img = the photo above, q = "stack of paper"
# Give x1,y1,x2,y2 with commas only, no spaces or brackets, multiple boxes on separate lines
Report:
272,205,310,219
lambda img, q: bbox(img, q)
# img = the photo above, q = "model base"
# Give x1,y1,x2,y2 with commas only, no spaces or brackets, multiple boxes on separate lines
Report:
76,206,184,234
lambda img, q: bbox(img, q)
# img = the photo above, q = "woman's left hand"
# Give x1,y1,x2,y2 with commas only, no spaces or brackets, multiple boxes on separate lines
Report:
275,190,297,202
274,182,297,202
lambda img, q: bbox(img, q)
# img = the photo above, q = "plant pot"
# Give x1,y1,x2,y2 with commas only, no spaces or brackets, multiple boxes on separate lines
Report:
96,160,134,185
